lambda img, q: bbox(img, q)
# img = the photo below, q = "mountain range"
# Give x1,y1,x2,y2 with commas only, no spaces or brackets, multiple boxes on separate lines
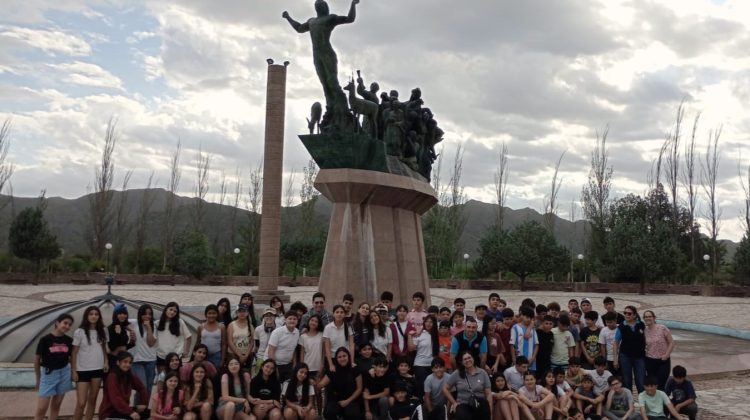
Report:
0,189,737,261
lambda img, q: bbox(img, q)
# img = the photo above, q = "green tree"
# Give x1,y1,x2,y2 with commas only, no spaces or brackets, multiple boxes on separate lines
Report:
605,187,687,291
280,234,326,279
171,230,216,278
474,221,569,291
9,206,61,273
734,235,750,285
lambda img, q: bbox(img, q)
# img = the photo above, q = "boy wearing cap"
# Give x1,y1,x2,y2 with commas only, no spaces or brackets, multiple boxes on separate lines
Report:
580,298,604,328
380,291,396,321
252,308,278,375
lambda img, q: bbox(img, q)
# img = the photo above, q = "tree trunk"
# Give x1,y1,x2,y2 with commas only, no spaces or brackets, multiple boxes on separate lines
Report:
520,275,526,292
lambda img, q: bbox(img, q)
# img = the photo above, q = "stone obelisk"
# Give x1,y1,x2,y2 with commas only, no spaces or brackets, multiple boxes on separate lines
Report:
256,60,290,303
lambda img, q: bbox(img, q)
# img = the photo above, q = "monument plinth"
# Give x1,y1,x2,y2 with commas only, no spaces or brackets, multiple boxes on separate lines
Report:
315,169,436,306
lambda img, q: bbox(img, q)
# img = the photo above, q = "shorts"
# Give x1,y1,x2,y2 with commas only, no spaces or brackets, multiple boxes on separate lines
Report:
39,365,74,397
76,369,105,382
217,400,245,416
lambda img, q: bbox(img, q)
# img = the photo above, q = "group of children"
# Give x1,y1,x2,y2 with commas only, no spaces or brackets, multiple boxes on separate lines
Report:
32,291,698,420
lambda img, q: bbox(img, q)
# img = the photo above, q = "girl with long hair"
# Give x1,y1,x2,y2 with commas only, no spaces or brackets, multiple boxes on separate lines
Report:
217,298,233,328
130,304,157,402
156,302,193,372
98,352,149,420
408,314,439,400
368,311,392,361
351,302,371,347
282,363,316,420
238,293,258,328
298,314,324,414
196,304,226,369
227,303,254,369
107,303,135,369
216,356,253,420
323,305,355,372
270,296,286,328
180,344,218,382
72,306,108,420
151,371,184,420
318,347,363,420
517,373,554,420
490,373,520,420
156,352,182,392
542,370,569,419
389,304,415,365
34,313,74,420
249,359,282,420
183,363,214,420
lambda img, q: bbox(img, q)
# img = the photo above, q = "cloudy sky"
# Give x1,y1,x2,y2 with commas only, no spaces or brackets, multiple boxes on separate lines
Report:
1,0,749,241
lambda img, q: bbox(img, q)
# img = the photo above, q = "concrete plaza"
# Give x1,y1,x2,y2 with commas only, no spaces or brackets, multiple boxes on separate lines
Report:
0,284,747,419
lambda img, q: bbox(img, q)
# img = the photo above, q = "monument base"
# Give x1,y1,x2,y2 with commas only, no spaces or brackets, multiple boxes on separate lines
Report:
314,168,437,306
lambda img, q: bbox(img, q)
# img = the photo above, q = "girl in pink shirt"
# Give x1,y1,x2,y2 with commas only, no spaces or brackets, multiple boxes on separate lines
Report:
152,371,184,420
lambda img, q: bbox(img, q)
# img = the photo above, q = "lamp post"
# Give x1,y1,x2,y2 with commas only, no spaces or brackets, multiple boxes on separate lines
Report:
577,254,585,283
233,248,240,276
463,253,469,278
703,254,712,284
104,243,113,294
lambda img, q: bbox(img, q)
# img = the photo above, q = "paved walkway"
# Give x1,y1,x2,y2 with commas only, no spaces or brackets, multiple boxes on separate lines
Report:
0,284,748,419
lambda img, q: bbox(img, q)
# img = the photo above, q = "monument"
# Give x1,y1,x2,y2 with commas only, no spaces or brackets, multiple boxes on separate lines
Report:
256,60,291,303
283,0,441,305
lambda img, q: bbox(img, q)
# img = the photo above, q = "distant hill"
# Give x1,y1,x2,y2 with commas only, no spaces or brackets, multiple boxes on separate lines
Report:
0,190,738,261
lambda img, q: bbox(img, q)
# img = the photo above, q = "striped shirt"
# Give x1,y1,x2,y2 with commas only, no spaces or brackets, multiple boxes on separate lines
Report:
510,323,538,370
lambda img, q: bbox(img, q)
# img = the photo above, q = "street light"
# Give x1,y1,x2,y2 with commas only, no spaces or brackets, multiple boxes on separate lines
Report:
232,248,240,276
703,254,713,284
104,243,113,294
463,253,469,277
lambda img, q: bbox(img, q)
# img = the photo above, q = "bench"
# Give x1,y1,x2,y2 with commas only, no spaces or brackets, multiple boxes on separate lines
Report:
688,289,701,296
649,288,669,294
592,287,610,293
208,278,225,286
561,286,574,292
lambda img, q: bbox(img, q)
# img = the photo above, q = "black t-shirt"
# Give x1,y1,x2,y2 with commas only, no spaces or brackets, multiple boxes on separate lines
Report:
36,333,73,372
536,329,554,365
364,372,390,394
579,327,601,359
250,375,281,400
107,323,131,351
391,374,417,399
390,400,418,419
327,368,362,402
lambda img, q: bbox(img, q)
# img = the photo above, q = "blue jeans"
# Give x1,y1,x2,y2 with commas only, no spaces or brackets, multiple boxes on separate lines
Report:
131,360,156,401
619,353,645,393
207,351,222,369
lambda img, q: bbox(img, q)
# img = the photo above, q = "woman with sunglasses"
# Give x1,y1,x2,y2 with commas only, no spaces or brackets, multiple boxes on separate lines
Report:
613,306,646,393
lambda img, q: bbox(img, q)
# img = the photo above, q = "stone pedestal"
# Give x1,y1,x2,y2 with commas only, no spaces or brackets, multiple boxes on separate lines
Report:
315,168,437,306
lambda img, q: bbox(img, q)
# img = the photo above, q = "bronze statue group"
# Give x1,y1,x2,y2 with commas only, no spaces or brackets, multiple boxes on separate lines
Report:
33,291,698,420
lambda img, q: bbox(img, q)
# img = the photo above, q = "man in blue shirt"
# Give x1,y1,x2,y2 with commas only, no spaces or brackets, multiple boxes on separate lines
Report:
449,317,488,369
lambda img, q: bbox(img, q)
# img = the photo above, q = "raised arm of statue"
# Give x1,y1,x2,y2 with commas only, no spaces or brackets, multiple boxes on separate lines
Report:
335,0,359,25
282,11,310,33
